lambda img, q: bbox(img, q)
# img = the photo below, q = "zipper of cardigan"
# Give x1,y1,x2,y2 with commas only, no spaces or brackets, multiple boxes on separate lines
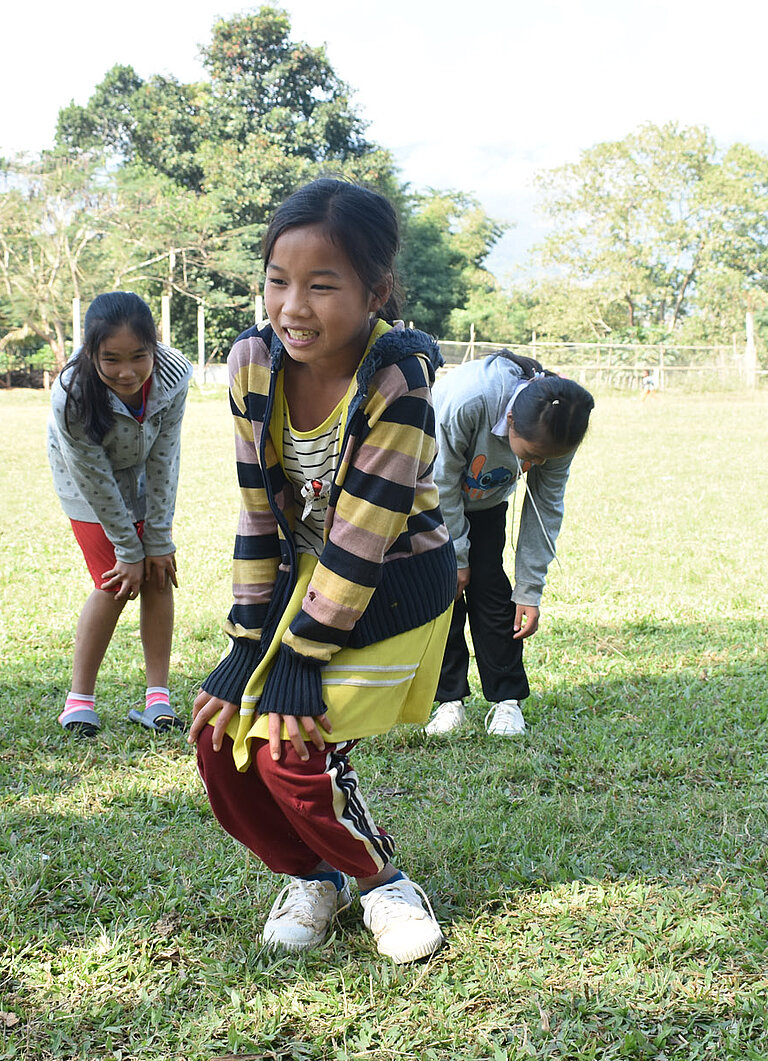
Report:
108,396,145,513
261,352,297,576
325,380,365,508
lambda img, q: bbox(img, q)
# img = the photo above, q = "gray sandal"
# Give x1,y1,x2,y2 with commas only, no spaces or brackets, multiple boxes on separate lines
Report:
59,706,101,738
127,704,183,732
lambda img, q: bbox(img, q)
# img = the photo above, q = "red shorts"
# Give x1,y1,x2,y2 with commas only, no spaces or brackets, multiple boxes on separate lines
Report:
70,520,144,591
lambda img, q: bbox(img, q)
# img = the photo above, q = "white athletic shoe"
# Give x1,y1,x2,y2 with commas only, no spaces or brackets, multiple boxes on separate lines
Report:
262,876,351,952
361,875,444,964
484,699,526,736
424,700,466,735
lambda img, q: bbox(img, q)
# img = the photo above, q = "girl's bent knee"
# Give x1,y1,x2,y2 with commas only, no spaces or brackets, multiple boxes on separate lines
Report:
196,724,232,779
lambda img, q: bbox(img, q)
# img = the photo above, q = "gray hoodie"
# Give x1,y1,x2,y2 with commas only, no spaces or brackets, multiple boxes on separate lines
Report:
432,352,574,606
47,344,193,564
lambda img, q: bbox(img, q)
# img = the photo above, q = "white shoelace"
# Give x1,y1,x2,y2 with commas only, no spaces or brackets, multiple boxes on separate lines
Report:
434,701,463,720
268,879,349,926
364,879,438,931
484,700,524,730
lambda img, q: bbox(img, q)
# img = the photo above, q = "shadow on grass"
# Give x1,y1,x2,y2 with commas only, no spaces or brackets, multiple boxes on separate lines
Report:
3,620,768,1058
361,616,768,914
3,618,768,926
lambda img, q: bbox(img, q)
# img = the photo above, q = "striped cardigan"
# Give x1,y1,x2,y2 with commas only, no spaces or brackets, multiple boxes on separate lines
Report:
203,321,457,715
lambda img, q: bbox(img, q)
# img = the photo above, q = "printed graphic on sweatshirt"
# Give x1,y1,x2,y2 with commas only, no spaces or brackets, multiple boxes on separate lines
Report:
462,454,517,501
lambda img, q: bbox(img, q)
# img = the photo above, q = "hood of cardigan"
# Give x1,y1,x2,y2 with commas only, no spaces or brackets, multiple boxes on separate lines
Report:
265,322,443,397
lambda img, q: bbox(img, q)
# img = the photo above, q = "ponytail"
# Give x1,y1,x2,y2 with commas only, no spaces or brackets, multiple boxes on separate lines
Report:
497,351,595,450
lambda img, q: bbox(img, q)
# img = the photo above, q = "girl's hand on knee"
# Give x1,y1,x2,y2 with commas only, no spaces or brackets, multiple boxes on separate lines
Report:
145,553,178,590
189,689,238,750
268,712,332,762
101,559,145,600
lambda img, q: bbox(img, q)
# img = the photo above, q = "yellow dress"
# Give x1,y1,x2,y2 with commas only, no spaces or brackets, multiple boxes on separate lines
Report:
221,551,451,771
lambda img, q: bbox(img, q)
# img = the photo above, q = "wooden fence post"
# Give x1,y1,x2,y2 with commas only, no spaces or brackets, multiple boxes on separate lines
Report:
72,298,81,350
161,294,171,346
745,309,757,389
197,302,205,377
462,322,476,363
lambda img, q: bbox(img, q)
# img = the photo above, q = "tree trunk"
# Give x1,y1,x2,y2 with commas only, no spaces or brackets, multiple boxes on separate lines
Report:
671,250,701,330
51,320,67,371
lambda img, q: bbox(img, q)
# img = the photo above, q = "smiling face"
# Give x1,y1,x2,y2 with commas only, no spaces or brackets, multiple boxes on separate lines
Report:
94,324,154,404
264,224,390,378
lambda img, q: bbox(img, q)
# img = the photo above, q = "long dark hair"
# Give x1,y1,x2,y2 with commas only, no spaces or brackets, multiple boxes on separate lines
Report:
498,351,595,451
61,292,158,443
263,178,403,321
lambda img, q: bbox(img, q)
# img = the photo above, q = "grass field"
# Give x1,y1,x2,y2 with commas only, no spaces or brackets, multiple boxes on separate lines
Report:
1,387,767,1061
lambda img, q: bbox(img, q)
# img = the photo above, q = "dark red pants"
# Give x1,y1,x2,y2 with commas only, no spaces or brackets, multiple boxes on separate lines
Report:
196,727,394,878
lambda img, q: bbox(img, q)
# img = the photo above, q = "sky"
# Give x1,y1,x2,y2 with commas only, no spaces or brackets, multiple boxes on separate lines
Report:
4,0,768,277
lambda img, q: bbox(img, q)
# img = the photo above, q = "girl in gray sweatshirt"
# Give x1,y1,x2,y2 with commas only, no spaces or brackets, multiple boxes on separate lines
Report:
426,351,594,737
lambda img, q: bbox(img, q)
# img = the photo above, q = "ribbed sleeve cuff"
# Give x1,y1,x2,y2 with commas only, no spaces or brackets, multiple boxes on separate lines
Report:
258,645,326,717
203,637,262,705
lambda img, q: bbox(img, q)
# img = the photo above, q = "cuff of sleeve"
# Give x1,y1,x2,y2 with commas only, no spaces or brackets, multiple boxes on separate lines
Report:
452,540,469,569
512,582,543,607
113,540,146,564
203,637,262,705
258,644,326,717
142,540,176,557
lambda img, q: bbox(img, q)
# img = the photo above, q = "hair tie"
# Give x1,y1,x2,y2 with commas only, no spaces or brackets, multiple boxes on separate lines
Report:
552,399,560,405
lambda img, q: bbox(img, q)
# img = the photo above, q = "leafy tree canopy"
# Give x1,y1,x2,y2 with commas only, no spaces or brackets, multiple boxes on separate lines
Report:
532,122,768,344
0,155,118,367
6,6,507,359
399,191,506,336
55,6,374,192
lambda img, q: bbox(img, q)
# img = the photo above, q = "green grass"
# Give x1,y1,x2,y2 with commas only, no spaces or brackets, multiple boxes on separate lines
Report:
1,387,767,1060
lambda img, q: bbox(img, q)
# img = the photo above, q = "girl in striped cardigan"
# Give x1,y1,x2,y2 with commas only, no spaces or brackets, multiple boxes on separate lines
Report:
189,180,456,964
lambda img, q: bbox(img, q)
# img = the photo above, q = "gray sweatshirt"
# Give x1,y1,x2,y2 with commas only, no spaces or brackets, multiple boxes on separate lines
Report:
432,353,574,606
47,344,193,564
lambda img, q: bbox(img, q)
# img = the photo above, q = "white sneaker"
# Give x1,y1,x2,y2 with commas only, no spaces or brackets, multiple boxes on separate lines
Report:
361,875,444,964
262,876,351,952
424,700,466,735
484,699,526,736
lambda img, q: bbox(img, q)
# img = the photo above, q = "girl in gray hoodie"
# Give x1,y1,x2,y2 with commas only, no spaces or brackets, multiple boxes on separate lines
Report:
48,292,192,736
426,351,594,737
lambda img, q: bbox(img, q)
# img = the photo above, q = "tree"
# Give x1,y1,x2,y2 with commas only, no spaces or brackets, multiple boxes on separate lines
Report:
55,7,380,195
50,7,402,352
532,123,768,344
201,7,370,162
446,282,533,344
399,191,506,336
0,155,118,368
23,8,516,356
